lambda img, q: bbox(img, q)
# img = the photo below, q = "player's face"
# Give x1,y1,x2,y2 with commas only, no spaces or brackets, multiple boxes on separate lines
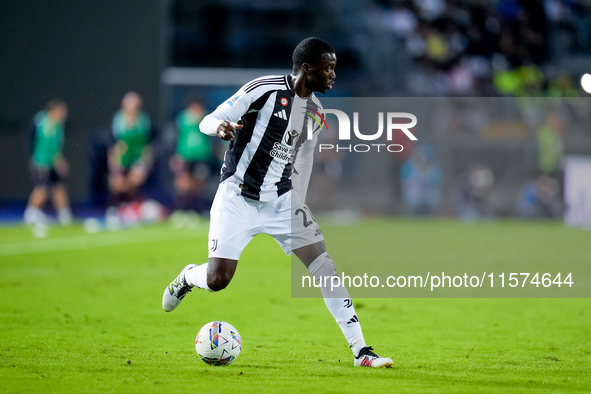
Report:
189,102,204,117
306,53,337,94
122,93,142,113
49,105,68,122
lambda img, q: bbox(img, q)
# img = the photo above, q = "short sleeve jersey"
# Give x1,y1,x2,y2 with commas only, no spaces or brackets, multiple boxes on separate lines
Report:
176,109,211,161
112,110,151,169
31,111,64,168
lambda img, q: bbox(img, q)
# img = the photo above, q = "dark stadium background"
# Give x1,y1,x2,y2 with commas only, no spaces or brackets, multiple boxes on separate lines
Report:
1,0,590,219
1,3,591,391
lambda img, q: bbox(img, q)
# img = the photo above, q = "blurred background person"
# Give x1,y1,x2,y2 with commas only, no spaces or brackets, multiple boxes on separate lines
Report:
2,1,591,223
537,112,564,176
108,92,154,207
169,98,213,215
519,174,561,219
400,144,442,216
458,163,495,220
24,98,72,226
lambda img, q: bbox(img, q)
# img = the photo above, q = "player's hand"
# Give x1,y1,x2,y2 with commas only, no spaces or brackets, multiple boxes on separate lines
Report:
169,154,182,173
54,157,69,176
217,121,242,141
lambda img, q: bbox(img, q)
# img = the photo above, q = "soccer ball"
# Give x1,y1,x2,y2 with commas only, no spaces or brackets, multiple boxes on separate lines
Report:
195,321,242,366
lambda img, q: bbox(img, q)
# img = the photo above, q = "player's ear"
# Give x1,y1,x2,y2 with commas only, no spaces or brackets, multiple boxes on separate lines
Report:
302,63,310,74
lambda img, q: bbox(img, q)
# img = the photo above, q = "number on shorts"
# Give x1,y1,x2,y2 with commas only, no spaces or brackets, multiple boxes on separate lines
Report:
295,206,316,228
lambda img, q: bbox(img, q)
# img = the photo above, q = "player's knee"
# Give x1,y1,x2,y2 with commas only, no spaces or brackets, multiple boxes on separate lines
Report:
33,185,48,194
207,279,228,292
109,176,124,192
176,175,192,192
52,183,65,192
129,167,147,186
207,271,232,292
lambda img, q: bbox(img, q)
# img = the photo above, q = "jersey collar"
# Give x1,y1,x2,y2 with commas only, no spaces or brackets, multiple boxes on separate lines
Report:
285,75,295,93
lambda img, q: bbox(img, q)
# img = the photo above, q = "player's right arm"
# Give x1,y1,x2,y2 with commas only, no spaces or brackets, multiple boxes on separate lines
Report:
199,90,250,141
211,120,243,142
108,115,124,170
199,76,280,141
29,121,38,160
53,153,69,176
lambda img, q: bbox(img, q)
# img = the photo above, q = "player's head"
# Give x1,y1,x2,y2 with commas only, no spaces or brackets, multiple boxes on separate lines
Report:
186,97,205,116
292,37,336,94
121,91,142,113
45,98,68,122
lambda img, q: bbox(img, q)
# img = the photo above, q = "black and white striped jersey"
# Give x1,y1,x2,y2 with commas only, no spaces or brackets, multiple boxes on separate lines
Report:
200,75,322,202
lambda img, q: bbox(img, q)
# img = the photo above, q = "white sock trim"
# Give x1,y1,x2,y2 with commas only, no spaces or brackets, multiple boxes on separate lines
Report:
186,263,212,291
351,339,367,357
307,252,329,275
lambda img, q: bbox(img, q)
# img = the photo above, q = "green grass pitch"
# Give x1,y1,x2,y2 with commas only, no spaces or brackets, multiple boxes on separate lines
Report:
0,219,590,393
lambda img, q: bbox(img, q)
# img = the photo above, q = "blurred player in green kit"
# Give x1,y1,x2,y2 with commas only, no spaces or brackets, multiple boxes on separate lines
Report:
169,99,213,213
24,98,73,226
108,92,154,205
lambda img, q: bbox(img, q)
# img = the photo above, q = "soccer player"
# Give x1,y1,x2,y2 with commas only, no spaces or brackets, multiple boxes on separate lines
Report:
162,37,393,368
169,99,212,213
24,98,73,226
108,92,153,205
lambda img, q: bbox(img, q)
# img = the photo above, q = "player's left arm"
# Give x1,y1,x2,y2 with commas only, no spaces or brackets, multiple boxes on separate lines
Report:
29,121,37,159
139,116,155,168
108,115,125,169
139,145,153,170
53,153,69,176
53,122,68,175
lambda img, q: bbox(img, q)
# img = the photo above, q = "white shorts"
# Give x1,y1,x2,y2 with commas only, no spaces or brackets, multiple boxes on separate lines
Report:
208,181,324,259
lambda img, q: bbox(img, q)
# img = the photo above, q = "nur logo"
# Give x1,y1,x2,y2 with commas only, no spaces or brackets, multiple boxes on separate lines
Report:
304,107,329,132
304,108,417,153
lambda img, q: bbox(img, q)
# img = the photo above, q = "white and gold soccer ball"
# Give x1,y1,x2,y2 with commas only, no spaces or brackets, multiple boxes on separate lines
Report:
195,321,242,366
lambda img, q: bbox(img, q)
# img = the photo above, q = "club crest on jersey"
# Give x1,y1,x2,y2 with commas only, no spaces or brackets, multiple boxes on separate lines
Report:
284,129,300,146
281,97,289,106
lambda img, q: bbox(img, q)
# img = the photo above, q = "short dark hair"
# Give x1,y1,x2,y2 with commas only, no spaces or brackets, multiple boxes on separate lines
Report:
292,37,334,70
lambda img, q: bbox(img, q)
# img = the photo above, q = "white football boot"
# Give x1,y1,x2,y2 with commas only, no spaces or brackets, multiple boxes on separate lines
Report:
162,264,197,312
354,346,394,368
58,208,73,226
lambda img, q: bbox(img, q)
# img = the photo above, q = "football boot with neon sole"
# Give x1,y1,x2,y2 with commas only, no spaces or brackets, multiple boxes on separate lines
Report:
162,264,197,312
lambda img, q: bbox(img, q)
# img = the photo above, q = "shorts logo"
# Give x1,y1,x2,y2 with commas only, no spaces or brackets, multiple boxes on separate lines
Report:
281,97,288,106
211,239,218,252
